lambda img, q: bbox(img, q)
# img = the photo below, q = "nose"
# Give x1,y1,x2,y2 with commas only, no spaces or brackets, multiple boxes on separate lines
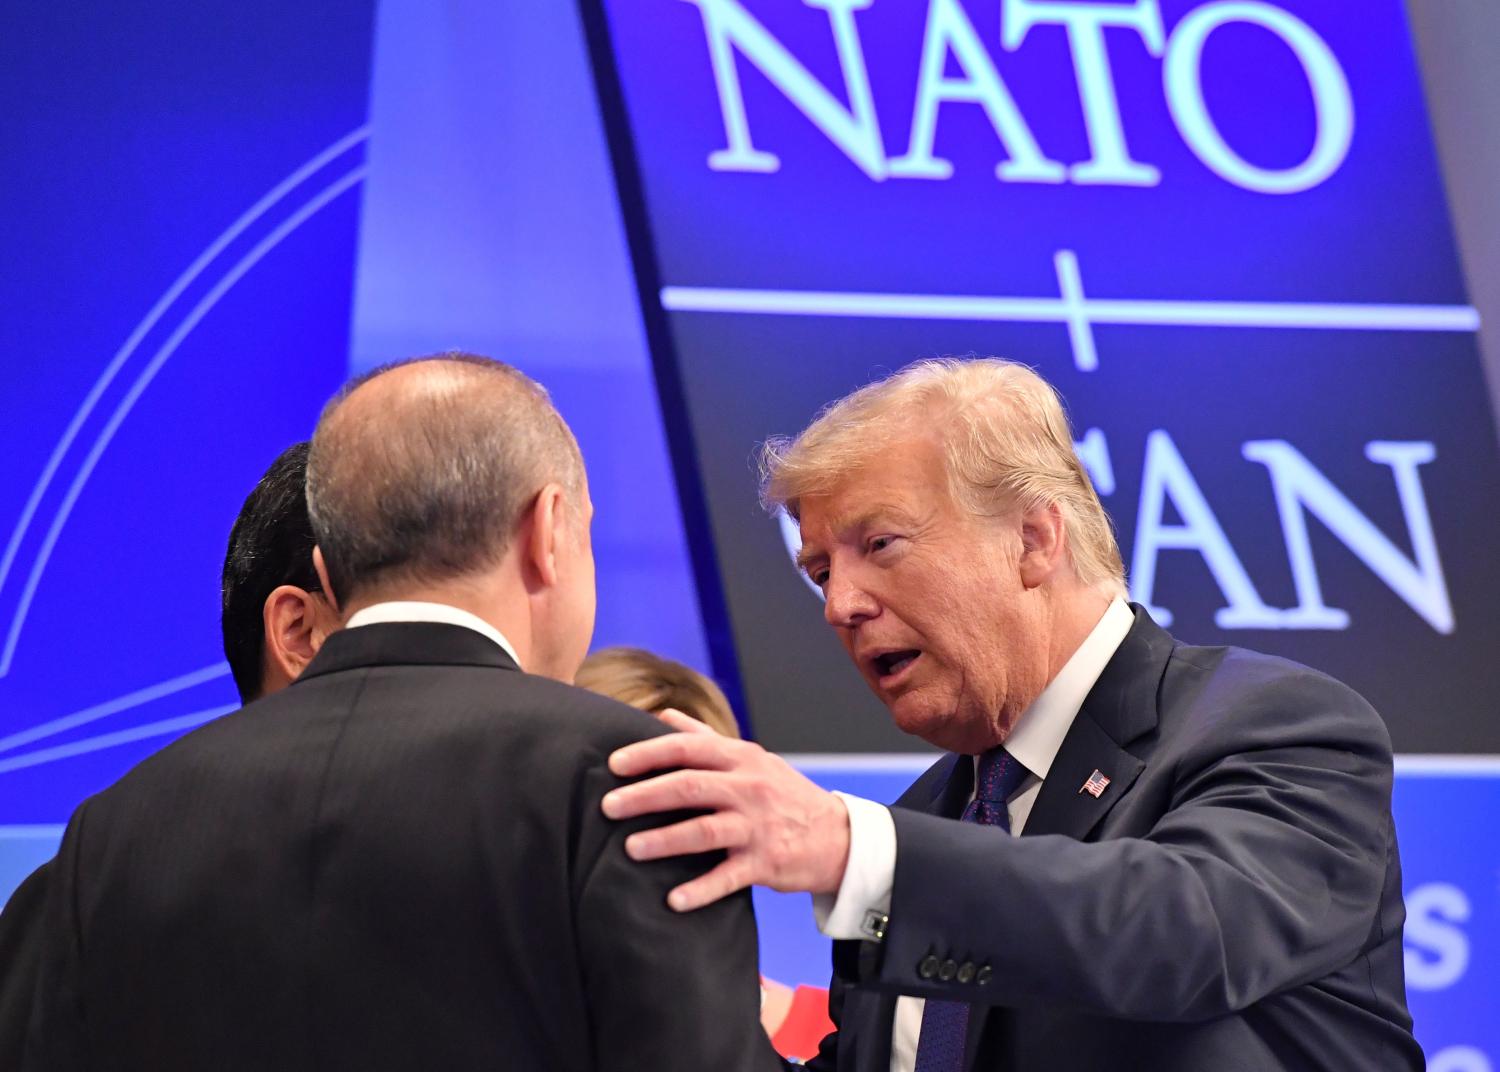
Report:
824,570,879,629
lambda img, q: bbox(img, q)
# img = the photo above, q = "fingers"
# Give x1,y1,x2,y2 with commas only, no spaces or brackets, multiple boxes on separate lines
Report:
656,708,716,735
608,730,739,778
602,768,735,819
624,811,751,861
665,856,756,912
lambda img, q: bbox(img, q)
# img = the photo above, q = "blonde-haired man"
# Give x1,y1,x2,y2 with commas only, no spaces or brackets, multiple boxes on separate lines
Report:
605,358,1419,1070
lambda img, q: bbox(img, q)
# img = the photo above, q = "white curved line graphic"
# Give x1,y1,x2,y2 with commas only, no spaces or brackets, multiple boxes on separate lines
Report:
0,165,368,676
0,661,229,755
0,127,368,627
0,704,238,775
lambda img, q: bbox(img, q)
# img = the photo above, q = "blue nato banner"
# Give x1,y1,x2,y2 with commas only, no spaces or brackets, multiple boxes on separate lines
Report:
590,0,1500,1064
591,0,1500,756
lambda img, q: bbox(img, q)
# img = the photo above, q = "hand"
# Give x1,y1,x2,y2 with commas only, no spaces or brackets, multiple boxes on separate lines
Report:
601,710,852,912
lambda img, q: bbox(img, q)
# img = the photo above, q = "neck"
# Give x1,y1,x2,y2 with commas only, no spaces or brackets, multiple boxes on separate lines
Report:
1043,585,1114,684
342,570,534,668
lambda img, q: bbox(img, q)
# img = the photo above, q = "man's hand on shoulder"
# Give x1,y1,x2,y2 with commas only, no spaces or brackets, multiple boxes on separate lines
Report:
601,711,851,911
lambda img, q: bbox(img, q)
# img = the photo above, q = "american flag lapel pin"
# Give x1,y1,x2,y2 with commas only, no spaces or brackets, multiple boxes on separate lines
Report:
1079,769,1110,798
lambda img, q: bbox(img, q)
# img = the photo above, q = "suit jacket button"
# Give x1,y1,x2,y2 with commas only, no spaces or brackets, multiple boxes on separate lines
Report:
957,961,976,984
939,958,958,981
918,955,940,980
976,965,993,986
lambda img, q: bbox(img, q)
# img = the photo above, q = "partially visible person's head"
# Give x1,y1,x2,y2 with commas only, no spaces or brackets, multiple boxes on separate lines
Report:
759,358,1122,753
221,442,339,702
576,647,741,739
307,353,594,682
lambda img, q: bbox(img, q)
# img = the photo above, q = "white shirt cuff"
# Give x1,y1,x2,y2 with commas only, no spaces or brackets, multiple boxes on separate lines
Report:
812,792,897,940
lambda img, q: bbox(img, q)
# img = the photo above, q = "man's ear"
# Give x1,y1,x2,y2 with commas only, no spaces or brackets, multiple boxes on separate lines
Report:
311,547,338,614
522,484,567,591
261,585,326,691
1018,502,1068,589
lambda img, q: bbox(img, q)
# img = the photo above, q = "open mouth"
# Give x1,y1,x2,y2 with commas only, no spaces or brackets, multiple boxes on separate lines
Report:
873,650,921,683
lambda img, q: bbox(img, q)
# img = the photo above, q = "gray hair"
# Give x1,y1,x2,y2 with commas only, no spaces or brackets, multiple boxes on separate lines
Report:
759,357,1126,596
306,352,583,602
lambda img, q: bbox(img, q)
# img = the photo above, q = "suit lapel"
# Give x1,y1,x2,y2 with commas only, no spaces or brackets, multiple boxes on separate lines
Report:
929,753,973,820
1020,711,1144,840
962,610,1172,1066
1019,605,1171,841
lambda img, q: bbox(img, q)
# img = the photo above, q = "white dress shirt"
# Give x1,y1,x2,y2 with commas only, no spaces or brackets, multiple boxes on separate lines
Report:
813,598,1135,1072
344,601,523,668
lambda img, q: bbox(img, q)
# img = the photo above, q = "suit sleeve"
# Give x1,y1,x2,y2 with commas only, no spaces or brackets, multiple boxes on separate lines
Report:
855,671,1395,1022
573,762,783,1071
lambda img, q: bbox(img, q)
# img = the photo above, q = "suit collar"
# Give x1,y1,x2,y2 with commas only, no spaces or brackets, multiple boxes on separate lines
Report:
1072,603,1173,747
933,753,972,820
296,621,521,682
344,600,523,668
1020,605,1171,839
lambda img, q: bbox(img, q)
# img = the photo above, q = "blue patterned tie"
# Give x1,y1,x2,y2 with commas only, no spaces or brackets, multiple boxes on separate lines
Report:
911,748,1030,1072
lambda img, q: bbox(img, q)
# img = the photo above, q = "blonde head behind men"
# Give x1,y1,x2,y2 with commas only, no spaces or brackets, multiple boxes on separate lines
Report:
577,647,741,739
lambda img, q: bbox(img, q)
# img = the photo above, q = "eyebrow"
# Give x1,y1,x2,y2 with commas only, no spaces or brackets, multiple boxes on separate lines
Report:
795,545,824,573
794,505,920,571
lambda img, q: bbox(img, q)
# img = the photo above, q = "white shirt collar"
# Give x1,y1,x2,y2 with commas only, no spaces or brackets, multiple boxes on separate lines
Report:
343,601,523,669
1000,597,1135,781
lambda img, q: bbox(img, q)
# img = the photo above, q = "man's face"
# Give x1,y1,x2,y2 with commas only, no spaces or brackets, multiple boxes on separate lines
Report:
795,435,1050,753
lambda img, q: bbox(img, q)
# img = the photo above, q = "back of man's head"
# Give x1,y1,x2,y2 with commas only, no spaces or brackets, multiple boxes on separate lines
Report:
307,353,583,601
221,442,321,702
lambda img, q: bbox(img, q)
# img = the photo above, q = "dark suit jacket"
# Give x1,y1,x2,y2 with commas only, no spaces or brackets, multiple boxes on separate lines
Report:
804,607,1421,1071
0,861,49,1067
23,622,781,1071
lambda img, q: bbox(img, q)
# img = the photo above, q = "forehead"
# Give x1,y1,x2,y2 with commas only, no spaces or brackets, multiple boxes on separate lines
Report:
796,438,950,538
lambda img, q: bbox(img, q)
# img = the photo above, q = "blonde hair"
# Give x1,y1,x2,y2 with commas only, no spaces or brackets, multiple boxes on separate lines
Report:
759,358,1125,595
575,647,742,739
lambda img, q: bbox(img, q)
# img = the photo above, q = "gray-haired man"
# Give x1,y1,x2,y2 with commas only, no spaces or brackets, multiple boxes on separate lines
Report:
24,354,781,1072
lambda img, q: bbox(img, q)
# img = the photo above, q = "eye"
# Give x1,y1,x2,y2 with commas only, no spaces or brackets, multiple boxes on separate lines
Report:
810,566,830,587
868,535,899,554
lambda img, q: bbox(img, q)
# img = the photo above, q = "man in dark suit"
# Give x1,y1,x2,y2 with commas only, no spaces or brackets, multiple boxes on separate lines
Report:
23,354,780,1070
603,358,1421,1069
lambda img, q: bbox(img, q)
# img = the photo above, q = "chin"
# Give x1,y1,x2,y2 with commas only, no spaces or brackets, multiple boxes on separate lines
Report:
890,698,1003,754
889,700,961,750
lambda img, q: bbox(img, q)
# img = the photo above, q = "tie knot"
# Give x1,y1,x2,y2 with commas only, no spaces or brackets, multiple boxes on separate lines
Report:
974,748,1029,805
